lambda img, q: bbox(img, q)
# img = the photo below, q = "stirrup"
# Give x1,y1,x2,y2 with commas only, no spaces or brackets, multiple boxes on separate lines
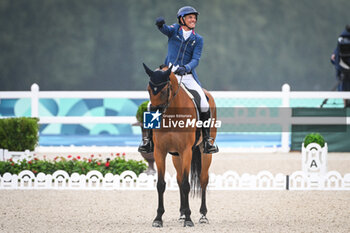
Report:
203,137,219,154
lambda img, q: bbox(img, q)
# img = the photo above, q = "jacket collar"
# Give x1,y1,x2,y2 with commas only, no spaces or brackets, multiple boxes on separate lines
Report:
179,26,196,41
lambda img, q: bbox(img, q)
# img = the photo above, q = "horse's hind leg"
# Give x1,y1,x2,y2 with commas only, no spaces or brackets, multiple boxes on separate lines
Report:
152,149,167,228
180,147,194,227
199,153,212,224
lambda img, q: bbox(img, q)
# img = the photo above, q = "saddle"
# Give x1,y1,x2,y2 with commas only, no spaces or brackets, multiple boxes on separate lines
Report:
180,83,200,120
179,83,210,120
167,84,210,157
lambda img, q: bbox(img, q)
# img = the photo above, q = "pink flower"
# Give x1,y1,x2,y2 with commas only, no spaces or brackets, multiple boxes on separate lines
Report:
67,155,72,159
77,156,81,160
122,152,126,156
91,154,94,158
97,162,101,166
116,153,120,156
28,161,32,164
105,162,110,168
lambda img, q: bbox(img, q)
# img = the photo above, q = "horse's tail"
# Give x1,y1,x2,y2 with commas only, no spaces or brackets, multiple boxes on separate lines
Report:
190,145,202,197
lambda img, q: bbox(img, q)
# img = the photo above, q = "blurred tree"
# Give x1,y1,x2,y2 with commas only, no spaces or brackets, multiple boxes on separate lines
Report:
0,0,349,91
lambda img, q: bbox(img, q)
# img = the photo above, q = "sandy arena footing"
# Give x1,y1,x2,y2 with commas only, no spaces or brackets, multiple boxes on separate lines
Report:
0,190,349,232
1,149,350,232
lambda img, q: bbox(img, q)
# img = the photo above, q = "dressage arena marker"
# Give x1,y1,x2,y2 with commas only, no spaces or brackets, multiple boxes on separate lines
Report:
302,143,328,176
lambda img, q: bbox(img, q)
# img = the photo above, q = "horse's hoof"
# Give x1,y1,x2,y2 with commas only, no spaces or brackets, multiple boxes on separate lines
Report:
152,220,163,228
178,215,185,222
199,215,209,224
184,220,194,227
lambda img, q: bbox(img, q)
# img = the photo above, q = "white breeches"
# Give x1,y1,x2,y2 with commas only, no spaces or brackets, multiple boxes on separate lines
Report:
175,74,209,112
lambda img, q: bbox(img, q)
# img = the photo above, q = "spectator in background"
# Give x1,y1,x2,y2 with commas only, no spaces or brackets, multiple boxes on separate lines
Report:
331,24,350,107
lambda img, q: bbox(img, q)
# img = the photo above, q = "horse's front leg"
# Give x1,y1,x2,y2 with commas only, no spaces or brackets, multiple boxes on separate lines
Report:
172,155,186,222
180,147,194,227
199,153,212,224
152,148,167,228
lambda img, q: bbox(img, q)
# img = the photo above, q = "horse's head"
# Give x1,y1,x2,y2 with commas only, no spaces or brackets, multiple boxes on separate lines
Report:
143,63,177,112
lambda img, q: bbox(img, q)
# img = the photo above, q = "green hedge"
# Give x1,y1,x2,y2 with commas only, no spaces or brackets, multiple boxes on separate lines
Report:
0,156,147,176
0,117,39,151
136,100,149,123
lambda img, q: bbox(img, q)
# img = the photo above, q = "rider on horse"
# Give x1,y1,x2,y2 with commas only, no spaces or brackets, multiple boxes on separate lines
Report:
139,6,219,154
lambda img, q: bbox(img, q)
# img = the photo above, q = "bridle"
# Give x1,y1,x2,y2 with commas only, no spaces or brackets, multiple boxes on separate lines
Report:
149,74,184,114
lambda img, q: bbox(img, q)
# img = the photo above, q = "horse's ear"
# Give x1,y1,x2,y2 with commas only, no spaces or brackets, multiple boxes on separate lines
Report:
143,63,153,77
165,65,172,77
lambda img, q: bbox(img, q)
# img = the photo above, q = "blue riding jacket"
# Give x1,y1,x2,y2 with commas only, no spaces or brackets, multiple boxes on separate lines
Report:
158,23,203,86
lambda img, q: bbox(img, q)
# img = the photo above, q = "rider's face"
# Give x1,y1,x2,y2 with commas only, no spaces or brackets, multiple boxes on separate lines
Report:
182,14,197,30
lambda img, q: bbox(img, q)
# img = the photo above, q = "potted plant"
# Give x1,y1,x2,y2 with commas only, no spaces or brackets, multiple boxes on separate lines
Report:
301,133,328,176
133,100,156,175
303,133,326,148
0,117,39,162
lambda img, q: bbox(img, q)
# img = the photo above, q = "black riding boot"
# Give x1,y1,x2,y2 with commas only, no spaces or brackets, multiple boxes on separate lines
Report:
200,111,219,154
138,128,154,153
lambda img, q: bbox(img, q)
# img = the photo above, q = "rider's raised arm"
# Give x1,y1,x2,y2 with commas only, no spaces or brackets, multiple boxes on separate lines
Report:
158,23,177,38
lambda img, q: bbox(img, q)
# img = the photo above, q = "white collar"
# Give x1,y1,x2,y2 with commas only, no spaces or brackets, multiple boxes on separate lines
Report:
182,29,192,40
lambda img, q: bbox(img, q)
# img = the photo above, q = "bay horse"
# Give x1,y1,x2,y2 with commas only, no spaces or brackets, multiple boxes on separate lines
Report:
143,64,218,227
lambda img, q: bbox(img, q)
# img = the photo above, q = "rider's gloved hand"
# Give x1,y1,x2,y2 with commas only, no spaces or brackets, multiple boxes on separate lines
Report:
155,17,165,29
175,66,186,76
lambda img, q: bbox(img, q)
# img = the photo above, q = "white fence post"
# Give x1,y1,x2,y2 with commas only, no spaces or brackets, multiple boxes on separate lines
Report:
0,148,3,161
281,84,291,152
31,83,39,118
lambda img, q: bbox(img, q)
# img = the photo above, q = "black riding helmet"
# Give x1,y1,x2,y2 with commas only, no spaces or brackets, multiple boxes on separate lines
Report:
177,6,199,30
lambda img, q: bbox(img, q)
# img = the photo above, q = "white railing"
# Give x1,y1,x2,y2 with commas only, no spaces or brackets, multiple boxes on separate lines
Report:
1,143,349,190
1,169,349,190
1,83,350,151
0,149,33,162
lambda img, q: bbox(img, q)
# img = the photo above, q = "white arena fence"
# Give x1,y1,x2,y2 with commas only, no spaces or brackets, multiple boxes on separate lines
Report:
0,149,32,163
1,170,350,191
1,83,350,151
1,143,349,191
